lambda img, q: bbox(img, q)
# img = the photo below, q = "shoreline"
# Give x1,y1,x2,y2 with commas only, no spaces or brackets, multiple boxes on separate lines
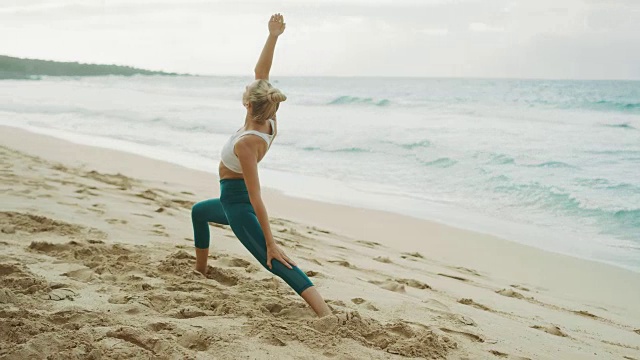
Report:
1,123,636,274
2,124,640,359
1,124,639,305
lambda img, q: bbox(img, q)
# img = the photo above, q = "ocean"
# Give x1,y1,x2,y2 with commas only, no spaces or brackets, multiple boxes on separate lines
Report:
1,75,638,272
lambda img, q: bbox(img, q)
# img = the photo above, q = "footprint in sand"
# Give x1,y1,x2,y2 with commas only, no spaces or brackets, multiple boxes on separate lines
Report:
171,199,195,209
133,213,153,218
0,262,50,294
351,297,379,311
438,273,470,282
531,324,568,337
400,251,424,259
301,257,322,266
146,322,175,332
218,257,252,268
43,288,78,301
310,226,331,234
150,229,169,237
572,310,600,319
355,240,381,248
177,329,213,351
106,218,128,225
172,306,208,319
439,327,485,343
205,266,240,286
496,288,525,299
136,189,163,202
423,298,451,312
272,306,317,320
0,288,18,304
489,350,535,359
309,311,361,333
453,266,482,277
368,279,406,293
307,314,458,358
458,298,494,312
489,350,508,357
1,211,89,237
327,260,356,269
85,170,134,190
1,225,16,234
88,204,106,214
105,326,173,355
259,334,287,347
63,268,97,282
373,256,392,263
74,188,99,196
397,278,432,290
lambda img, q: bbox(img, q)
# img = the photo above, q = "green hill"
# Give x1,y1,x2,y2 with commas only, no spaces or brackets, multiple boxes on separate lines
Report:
0,55,182,79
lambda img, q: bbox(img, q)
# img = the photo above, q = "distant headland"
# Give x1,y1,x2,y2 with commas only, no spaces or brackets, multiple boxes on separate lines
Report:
0,55,185,79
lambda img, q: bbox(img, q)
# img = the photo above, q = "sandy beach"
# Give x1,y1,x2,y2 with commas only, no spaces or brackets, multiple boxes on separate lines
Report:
1,125,639,359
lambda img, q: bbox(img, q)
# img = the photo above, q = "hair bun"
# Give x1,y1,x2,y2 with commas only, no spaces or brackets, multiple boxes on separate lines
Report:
267,88,287,104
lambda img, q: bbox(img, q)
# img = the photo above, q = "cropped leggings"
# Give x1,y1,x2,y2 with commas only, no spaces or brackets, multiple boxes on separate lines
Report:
191,178,314,295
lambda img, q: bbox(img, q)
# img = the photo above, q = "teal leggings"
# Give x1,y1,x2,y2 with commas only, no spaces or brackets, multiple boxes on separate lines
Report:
191,178,314,295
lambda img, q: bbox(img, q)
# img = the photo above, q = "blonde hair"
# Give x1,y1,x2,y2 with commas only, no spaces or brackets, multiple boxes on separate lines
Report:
244,79,287,123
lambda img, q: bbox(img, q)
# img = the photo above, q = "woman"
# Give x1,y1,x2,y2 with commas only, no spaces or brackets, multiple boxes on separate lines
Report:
191,13,333,318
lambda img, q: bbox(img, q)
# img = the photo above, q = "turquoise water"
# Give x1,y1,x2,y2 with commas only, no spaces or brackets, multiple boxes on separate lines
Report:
0,75,638,271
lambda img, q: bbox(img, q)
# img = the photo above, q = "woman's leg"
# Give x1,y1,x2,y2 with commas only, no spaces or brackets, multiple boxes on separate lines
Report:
191,198,229,274
300,286,332,317
222,201,332,315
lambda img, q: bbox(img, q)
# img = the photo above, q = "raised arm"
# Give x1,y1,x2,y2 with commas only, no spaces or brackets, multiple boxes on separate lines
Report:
254,13,286,80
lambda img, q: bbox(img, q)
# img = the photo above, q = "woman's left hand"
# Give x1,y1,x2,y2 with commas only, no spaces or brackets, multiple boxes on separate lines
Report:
268,13,286,37
266,243,296,270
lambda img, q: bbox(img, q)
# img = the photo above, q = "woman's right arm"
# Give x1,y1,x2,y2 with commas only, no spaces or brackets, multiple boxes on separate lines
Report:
235,137,296,270
254,13,286,80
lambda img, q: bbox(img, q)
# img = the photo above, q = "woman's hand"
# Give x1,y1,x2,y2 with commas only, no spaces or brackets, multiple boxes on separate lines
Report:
268,13,286,37
266,242,296,270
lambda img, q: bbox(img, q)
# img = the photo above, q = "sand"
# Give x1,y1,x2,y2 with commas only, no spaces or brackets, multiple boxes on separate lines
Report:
1,125,639,360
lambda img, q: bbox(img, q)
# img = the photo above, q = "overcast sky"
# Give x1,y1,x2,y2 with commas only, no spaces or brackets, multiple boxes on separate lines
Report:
2,0,639,79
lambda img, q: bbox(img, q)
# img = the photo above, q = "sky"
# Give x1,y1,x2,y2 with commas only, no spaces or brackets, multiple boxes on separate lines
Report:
2,0,639,79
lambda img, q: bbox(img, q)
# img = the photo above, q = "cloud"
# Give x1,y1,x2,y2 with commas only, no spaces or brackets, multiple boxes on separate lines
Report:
418,28,449,36
469,22,505,33
0,0,638,79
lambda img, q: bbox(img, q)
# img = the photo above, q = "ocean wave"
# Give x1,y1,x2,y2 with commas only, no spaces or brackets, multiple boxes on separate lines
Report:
381,139,431,150
613,209,640,227
400,139,431,149
328,96,391,107
575,178,640,194
420,157,457,168
528,161,576,168
494,182,640,234
586,149,640,155
301,146,370,153
604,123,635,130
591,100,640,112
487,154,515,165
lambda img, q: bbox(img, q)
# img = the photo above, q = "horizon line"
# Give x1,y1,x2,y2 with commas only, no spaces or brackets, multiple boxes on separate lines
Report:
3,54,639,82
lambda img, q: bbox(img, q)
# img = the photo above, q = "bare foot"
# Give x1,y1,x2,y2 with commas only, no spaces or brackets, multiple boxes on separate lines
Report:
193,268,206,277
313,310,360,332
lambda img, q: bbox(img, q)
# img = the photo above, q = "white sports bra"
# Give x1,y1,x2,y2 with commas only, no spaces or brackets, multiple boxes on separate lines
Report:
220,119,276,174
